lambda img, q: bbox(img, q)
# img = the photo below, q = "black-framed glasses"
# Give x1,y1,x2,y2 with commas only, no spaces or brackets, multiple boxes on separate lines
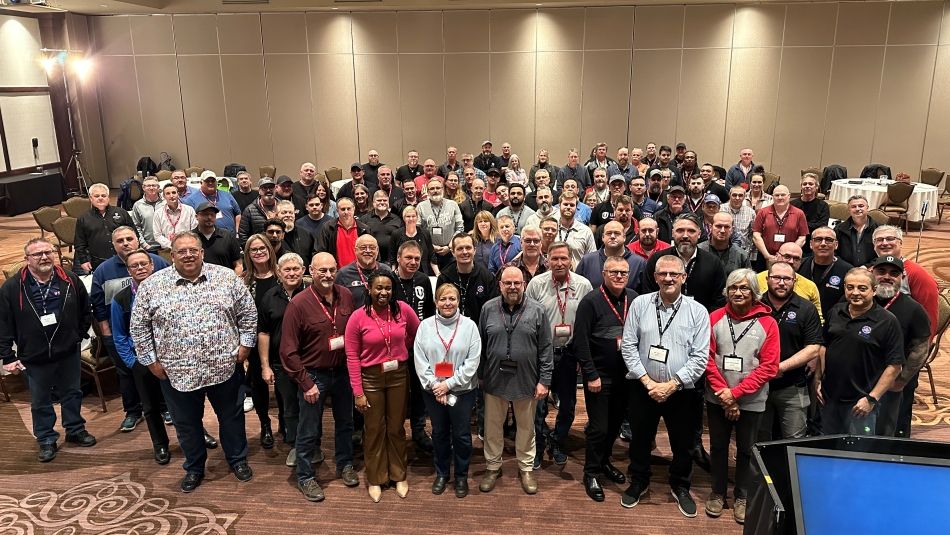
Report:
27,250,55,259
605,270,629,278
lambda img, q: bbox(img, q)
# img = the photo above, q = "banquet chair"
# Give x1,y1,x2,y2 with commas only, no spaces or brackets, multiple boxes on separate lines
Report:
260,165,276,180
921,292,950,405
32,206,60,238
52,216,77,269
185,166,204,178
920,168,944,187
81,321,115,412
325,166,343,184
62,196,90,218
866,209,889,226
156,169,172,182
827,201,849,224
764,172,781,194
878,181,915,231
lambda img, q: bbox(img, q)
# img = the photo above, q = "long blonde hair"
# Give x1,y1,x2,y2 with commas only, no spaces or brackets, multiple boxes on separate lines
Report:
469,210,499,243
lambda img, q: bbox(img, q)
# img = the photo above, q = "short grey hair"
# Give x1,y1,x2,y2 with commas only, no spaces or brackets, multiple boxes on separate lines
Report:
872,225,903,241
276,200,296,212
277,252,304,268
88,183,110,195
723,268,760,300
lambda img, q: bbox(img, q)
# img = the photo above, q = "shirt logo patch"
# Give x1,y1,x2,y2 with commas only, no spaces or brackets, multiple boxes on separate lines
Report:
350,280,362,287
414,286,425,299
476,285,484,295
859,325,872,338
828,275,841,286
786,311,797,320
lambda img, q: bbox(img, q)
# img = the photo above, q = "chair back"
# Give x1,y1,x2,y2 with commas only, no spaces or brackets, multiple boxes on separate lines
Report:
763,172,781,194
920,168,944,187
259,165,276,180
52,216,77,247
62,196,90,218
866,209,889,226
325,166,343,184
2,262,23,281
801,167,821,178
881,181,915,207
156,169,172,182
925,292,950,366
32,206,61,235
827,201,849,222
185,166,204,178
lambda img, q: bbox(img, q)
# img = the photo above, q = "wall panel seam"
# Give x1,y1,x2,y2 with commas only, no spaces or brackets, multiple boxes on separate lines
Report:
768,5,788,171
258,14,276,169
349,15,361,156
869,3,893,163
918,9,944,172
304,13,319,167
215,18,234,163
720,5,736,166
170,17,191,167
817,3,840,169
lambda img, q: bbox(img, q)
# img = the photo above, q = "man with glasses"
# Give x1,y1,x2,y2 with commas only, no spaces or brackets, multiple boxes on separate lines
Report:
418,179,465,269
621,254,711,515
646,169,668,211
575,255,638,501
238,177,280,242
799,226,852,320
132,176,164,252
130,232,258,493
756,242,824,324
335,235,392,305
871,225,939,340
628,176,658,218
507,225,548,283
1,238,97,462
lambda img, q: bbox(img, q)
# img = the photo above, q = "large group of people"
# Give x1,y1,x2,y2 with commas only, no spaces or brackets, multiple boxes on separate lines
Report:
0,140,940,525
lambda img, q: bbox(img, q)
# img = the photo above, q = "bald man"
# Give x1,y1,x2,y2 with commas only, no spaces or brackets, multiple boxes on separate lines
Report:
751,185,808,271
334,234,393,305
756,242,824,324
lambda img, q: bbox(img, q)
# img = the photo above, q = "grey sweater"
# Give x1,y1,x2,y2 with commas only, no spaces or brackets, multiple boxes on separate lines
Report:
413,310,481,393
478,296,553,400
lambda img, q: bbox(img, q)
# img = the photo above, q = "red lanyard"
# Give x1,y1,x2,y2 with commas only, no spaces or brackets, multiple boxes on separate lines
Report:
883,293,900,310
370,308,393,357
311,286,338,334
164,206,182,230
435,314,461,359
357,265,376,289
600,286,627,325
203,191,218,206
553,273,571,322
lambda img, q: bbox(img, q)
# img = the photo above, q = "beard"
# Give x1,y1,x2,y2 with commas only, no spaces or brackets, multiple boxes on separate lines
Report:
876,284,897,299
428,193,443,203
539,202,551,213
675,240,696,258
510,197,523,207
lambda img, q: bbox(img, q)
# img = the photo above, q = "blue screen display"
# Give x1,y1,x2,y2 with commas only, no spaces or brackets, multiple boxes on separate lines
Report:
796,453,950,534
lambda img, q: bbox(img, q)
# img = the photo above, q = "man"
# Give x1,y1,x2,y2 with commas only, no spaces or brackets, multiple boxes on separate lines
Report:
130,232,257,493
238,177,279,243
195,203,242,271
678,150,698,183
621,255,711,515
630,147,648,177
364,190,404,263
587,167,610,205
482,167,503,206
395,150,424,184
699,163,729,203
276,201,315,267
627,217,671,261
314,197,371,268
436,233,498,318
275,175,305,216
496,183,535,235
585,142,614,176
390,240,436,453
500,142,513,168
412,160,442,200
819,268,903,435
478,266,553,496
868,256,931,438
628,176,658,218
132,176,164,251
790,172,829,254
526,243,592,467
592,195,639,249
872,225,939,338
376,166,405,208
650,145,681,186
184,173,242,233
507,225,548,283
654,185,688,243
757,262,822,441
525,186,557,229
673,143,688,168
554,192,596,268
529,149,560,186
1,238,97,462
296,194,331,238
399,179,422,214
684,176,707,215
642,214,726,312
460,177,493,232
460,154,487,181
799,226,853,320
575,256,638,501
171,169,200,203
539,217,559,255
699,212,751,275
280,252,360,501
725,148,756,190
417,178,464,269
607,147,637,183
836,195,881,267
474,140,502,172
338,163,376,202
361,150,383,190
756,243,824,324
291,162,320,211
589,174,628,230
646,169,668,211
699,194,722,242
231,170,259,212
335,234,392,305
75,183,136,272
526,168,554,209
91,226,171,431
560,178,592,224
579,221,646,290
642,142,658,168
438,146,461,179
721,185,756,257
153,184,197,250
562,148,590,190
752,185,809,270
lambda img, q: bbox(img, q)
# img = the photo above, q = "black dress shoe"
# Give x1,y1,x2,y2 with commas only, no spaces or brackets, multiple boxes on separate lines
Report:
693,447,711,473
602,462,627,484
65,430,97,447
431,475,448,495
37,442,57,463
454,478,469,498
154,445,171,465
232,461,253,482
584,475,605,502
203,432,218,449
260,425,274,449
180,472,204,493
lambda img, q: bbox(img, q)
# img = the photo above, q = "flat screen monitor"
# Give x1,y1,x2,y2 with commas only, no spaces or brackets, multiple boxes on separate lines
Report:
788,446,950,535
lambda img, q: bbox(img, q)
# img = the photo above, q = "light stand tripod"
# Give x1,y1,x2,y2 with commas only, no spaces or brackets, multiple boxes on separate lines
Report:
63,148,89,197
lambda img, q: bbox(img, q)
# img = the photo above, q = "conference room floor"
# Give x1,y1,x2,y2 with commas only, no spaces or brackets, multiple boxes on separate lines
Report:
2,206,950,534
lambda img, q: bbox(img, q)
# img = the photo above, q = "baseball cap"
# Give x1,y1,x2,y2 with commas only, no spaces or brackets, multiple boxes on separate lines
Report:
195,202,219,213
649,168,663,179
486,167,501,176
668,185,686,195
482,140,492,147
676,142,687,150
200,170,217,182
609,174,626,184
276,175,293,185
703,193,721,205
871,255,904,271
350,162,362,171
259,177,275,187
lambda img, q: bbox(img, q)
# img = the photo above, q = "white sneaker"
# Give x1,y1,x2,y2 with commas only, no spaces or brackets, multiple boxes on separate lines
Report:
285,447,297,467
243,397,254,413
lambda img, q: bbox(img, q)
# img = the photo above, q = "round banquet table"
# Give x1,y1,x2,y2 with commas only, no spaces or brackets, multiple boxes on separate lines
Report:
828,179,938,222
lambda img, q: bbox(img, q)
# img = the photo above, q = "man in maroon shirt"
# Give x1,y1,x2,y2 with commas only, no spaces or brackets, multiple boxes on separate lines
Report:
280,252,359,502
751,185,808,271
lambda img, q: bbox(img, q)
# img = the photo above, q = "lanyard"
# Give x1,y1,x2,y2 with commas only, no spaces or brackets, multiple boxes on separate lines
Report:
203,191,218,206
600,286,627,325
727,316,758,354
810,258,836,284
654,295,682,346
435,314,461,360
357,265,375,289
370,308,393,357
772,206,788,229
553,273,571,323
164,205,182,231
558,225,574,242
311,286,338,334
37,279,54,315
500,300,526,359
883,293,900,310
500,241,514,265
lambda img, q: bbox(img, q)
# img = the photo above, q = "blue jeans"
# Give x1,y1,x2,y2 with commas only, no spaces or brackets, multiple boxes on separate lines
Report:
821,399,879,435
295,366,354,483
423,389,476,479
160,364,247,475
24,350,86,444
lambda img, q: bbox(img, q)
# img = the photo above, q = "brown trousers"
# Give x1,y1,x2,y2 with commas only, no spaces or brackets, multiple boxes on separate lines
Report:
361,362,409,486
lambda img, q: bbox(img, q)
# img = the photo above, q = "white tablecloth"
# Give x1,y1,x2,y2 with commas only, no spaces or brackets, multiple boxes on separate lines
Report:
829,179,938,222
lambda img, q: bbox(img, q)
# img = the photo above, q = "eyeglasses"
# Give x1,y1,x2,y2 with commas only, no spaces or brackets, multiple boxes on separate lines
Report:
873,236,900,243
357,245,378,252
727,286,753,294
249,247,269,254
811,236,836,243
501,281,523,287
173,248,201,256
656,271,684,279
768,275,794,283
605,270,629,278
27,250,55,259
522,238,541,244
128,262,152,270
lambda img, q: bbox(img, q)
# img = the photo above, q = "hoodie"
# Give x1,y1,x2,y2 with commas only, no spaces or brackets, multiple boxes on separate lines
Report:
706,300,780,411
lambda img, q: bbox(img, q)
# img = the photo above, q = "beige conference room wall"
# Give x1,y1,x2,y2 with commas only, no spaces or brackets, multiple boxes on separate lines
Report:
86,2,950,190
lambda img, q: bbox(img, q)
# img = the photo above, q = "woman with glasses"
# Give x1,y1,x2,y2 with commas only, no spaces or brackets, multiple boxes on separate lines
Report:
470,211,498,271
345,271,421,502
704,268,779,524
413,283,481,498
242,234,280,449
445,172,467,206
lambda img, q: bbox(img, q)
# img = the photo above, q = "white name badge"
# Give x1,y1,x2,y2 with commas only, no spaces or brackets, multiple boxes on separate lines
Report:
554,323,572,338
723,355,744,372
382,360,399,373
328,335,344,351
40,313,57,327
773,233,786,243
431,227,443,239
216,211,223,219
648,345,668,363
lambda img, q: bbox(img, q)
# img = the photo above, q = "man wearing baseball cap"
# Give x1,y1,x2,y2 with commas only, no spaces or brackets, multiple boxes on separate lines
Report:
184,172,242,233
337,162,377,202
474,140,502,173
195,202,242,272
238,176,279,242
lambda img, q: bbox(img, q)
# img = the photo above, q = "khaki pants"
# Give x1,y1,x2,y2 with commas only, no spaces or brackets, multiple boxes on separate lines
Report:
361,362,409,486
483,393,537,472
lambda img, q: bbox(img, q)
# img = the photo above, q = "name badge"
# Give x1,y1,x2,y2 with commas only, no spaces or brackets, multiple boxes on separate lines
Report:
382,360,399,373
774,233,786,243
435,361,454,378
554,323,572,338
431,226,443,239
215,211,223,219
723,355,744,372
328,335,344,351
40,313,57,327
648,345,668,363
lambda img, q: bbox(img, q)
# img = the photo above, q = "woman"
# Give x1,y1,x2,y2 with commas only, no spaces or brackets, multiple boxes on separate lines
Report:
242,234,280,448
583,189,600,210
445,172,467,206
470,210,498,271
488,214,521,274
705,269,779,524
345,271,421,502
389,206,438,276
413,284,481,498
314,180,337,218
352,184,371,220
505,154,528,186
744,172,773,212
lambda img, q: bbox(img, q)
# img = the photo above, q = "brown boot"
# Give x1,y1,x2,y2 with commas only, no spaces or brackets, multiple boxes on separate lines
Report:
479,469,502,493
520,470,538,495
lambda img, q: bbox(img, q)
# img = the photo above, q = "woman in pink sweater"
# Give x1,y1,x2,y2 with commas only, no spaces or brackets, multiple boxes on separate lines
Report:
345,271,420,503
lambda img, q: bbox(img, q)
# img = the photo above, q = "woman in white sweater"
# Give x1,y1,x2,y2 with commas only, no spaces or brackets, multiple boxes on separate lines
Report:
413,283,481,498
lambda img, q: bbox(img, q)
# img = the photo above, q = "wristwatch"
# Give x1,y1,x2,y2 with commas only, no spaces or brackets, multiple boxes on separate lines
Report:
673,376,684,391
864,394,878,407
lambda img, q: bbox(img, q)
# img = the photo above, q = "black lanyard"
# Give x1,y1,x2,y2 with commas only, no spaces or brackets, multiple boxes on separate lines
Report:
727,316,758,355
501,300,526,359
772,207,788,229
810,258,835,284
37,279,55,315
654,295,682,346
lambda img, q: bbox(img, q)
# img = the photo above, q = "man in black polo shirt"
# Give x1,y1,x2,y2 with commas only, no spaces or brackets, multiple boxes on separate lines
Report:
819,268,903,435
758,262,822,441
799,226,852,319
869,256,931,437
195,202,242,272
